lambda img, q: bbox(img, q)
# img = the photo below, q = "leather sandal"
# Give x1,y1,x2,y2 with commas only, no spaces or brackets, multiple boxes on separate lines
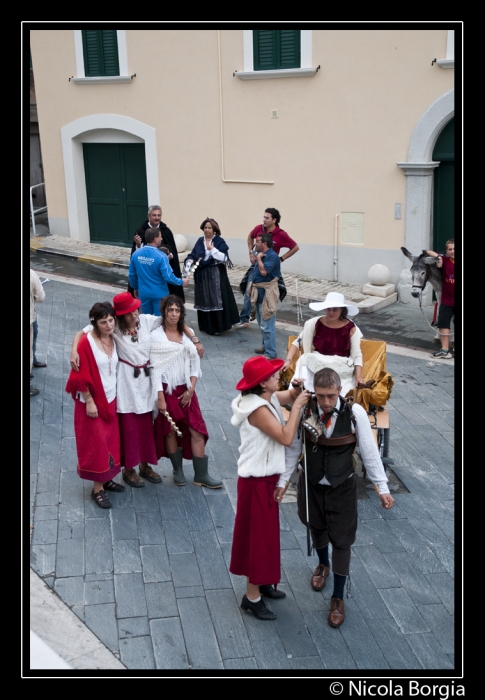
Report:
122,468,145,488
138,464,162,484
103,479,125,493
91,489,112,509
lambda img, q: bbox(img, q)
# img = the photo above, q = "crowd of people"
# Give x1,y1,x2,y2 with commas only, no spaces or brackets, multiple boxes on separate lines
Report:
31,203,455,631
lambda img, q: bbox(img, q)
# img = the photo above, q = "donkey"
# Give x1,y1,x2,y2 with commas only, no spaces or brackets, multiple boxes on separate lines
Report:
401,247,454,347
401,247,443,305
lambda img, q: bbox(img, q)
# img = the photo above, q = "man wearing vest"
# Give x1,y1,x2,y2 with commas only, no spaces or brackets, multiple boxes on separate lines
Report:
297,368,394,628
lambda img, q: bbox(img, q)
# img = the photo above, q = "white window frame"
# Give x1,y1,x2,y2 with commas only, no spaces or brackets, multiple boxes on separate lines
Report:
437,30,454,69
72,29,132,84
235,29,317,80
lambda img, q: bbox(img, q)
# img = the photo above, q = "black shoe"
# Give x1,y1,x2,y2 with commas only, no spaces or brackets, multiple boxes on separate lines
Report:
91,489,112,509
240,594,276,620
30,385,39,397
33,361,47,368
260,584,286,600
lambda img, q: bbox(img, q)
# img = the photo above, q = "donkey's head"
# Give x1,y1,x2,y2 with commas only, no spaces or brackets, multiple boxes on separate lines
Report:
401,247,440,298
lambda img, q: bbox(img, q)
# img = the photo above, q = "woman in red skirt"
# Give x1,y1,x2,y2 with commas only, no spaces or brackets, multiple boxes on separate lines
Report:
230,356,310,619
151,295,221,488
70,292,204,488
65,302,123,509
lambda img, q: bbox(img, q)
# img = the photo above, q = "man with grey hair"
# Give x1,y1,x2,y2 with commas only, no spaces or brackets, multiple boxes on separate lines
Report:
128,205,184,301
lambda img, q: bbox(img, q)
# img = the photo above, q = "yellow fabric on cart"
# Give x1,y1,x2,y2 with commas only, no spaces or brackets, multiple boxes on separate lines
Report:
279,337,393,412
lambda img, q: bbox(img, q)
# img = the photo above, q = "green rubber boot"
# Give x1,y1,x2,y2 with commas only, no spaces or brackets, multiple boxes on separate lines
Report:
193,456,222,489
167,448,186,486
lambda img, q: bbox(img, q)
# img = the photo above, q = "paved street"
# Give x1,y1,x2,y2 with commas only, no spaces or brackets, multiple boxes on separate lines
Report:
29,274,456,673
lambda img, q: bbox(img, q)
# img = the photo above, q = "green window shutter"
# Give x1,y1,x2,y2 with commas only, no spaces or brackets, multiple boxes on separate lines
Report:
253,30,300,71
82,30,120,77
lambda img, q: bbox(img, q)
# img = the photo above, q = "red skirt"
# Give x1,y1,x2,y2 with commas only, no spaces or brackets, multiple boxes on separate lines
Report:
154,383,209,460
74,398,121,481
119,411,158,469
229,474,281,585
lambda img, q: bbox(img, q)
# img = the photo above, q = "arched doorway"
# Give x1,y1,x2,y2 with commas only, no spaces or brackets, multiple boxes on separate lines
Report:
432,118,454,253
61,115,158,243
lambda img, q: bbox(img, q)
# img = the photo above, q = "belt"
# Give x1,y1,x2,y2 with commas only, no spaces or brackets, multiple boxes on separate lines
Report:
305,431,357,447
119,358,150,378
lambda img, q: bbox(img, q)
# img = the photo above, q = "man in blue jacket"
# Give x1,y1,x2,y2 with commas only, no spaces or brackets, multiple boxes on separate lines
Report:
129,228,188,315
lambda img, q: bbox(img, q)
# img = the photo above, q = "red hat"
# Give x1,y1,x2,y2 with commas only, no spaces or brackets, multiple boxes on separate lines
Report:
112,292,141,316
236,356,285,391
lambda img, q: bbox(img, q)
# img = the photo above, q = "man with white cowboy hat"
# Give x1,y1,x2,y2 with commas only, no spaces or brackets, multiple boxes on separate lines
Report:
282,291,363,397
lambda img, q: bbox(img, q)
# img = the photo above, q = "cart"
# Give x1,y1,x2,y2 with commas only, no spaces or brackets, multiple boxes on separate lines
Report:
279,336,394,460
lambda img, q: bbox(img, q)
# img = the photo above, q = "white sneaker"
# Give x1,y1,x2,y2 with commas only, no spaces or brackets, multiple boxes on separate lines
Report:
234,321,249,328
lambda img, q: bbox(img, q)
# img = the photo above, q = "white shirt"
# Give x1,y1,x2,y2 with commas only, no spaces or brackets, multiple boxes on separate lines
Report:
77,332,118,404
84,315,161,414
284,397,389,494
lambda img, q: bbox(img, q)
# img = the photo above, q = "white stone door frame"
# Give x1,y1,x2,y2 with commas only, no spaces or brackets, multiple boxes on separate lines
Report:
60,115,158,242
397,89,454,304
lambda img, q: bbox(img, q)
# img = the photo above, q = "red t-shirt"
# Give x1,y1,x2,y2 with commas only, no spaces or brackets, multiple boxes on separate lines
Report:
249,225,297,255
441,255,454,307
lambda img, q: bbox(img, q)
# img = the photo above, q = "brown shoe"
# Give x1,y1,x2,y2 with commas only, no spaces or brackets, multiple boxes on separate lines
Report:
311,564,330,591
138,464,162,484
122,467,145,488
328,597,345,628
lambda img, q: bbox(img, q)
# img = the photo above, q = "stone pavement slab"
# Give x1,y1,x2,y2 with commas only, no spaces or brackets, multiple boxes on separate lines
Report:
28,276,457,675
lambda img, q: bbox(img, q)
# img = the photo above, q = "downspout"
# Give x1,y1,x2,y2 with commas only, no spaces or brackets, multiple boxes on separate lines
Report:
334,213,339,282
218,30,273,185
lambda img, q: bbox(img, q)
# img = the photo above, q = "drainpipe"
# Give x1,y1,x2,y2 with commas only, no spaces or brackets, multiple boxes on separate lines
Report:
333,213,339,282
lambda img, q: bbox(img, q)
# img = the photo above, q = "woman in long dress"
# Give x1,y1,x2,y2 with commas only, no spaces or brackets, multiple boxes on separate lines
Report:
70,292,204,488
151,294,222,489
65,302,123,509
230,356,310,620
282,292,363,398
184,217,239,336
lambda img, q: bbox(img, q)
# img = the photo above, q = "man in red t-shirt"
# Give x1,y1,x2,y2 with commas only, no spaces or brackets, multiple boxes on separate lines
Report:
427,239,455,359
235,208,299,327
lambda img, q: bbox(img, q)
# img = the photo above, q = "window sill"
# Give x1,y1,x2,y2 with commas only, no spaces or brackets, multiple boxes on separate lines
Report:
234,67,318,80
436,59,454,69
72,75,133,84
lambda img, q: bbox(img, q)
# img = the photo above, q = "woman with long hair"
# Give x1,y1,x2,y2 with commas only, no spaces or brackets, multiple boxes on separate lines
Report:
150,295,221,488
184,217,239,336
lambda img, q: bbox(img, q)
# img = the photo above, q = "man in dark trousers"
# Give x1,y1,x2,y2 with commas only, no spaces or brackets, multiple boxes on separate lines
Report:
128,205,185,301
297,367,394,628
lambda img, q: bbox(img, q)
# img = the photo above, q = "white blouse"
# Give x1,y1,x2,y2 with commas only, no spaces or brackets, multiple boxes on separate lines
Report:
77,332,118,404
84,315,160,414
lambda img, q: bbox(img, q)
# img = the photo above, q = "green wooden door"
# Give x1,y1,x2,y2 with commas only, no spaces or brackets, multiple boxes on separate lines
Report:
83,143,148,246
432,118,454,253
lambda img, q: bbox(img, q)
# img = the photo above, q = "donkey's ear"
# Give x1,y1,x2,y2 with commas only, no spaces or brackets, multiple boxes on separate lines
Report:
401,247,416,262
423,256,439,265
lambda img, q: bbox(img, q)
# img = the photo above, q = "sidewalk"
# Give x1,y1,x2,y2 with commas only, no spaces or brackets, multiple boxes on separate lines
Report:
30,231,394,312
28,273,456,674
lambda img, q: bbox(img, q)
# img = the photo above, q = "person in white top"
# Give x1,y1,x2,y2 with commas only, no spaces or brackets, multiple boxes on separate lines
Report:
282,292,363,397
230,356,311,620
30,269,45,397
297,367,394,629
70,292,204,488
65,302,123,509
151,295,222,489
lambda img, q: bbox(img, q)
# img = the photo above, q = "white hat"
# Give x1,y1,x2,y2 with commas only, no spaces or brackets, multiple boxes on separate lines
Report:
309,291,359,317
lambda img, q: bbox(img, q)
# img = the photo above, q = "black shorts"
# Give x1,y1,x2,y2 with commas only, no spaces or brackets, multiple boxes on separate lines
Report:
437,304,454,329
